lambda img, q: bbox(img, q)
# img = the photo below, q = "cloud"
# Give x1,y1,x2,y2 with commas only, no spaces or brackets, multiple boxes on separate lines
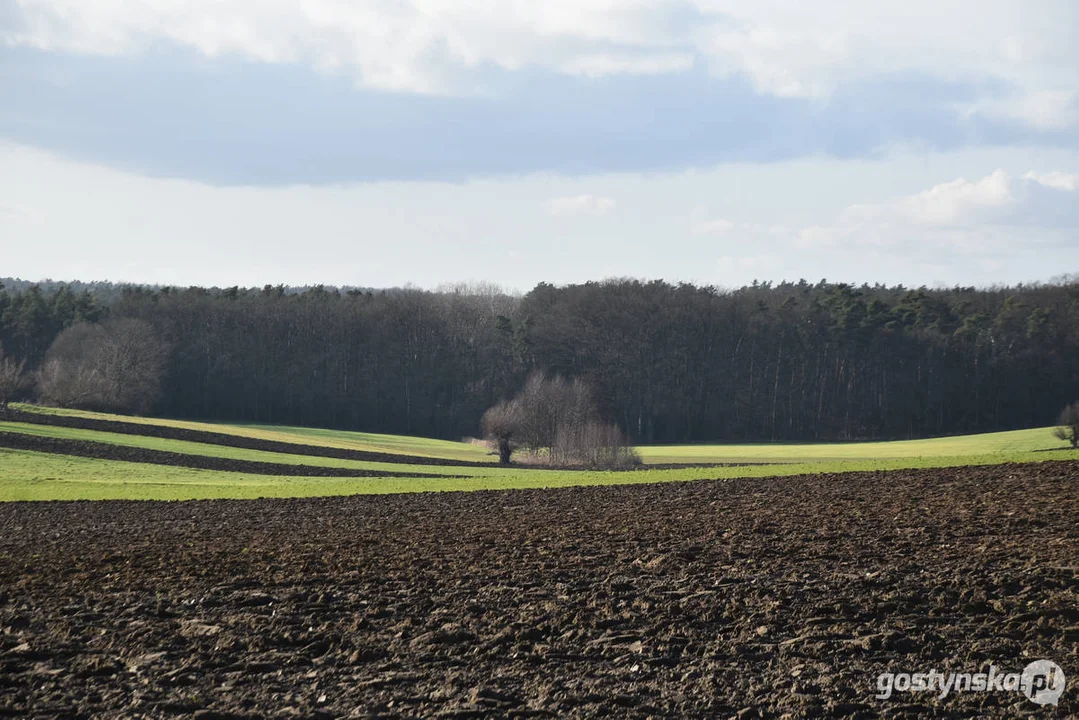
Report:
791,169,1079,252
0,204,23,220
896,170,1015,226
965,90,1079,132
560,53,695,78
1025,171,1079,192
690,170,1079,265
5,141,1078,291
690,213,791,238
546,194,616,216
885,170,1078,227
5,1,1076,130
703,22,852,98
5,0,705,94
691,217,737,235
2,3,1077,185
11,43,1029,185
0,201,44,224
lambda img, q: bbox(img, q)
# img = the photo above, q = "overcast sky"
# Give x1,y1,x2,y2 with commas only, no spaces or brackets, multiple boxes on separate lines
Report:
2,0,1078,291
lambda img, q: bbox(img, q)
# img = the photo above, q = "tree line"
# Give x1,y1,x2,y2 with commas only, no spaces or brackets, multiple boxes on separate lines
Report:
1,277,1077,443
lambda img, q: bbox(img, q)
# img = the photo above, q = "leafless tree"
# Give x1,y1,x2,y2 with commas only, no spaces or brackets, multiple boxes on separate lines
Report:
37,318,169,414
35,358,105,409
481,398,523,464
515,372,598,451
0,344,26,410
1053,402,1079,448
483,371,639,468
553,421,640,468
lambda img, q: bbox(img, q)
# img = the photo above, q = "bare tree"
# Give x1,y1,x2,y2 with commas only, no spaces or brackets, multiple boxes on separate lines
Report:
37,324,110,409
1053,401,1079,448
553,421,640,469
35,358,106,409
94,318,170,413
0,344,26,410
481,398,523,464
37,318,169,414
482,371,639,468
514,372,598,453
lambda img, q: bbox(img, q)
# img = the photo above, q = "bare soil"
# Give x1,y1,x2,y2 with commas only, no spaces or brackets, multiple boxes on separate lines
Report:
1,462,1076,718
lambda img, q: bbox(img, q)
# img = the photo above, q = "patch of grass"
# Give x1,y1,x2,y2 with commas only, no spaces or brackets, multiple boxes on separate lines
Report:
4,404,1076,502
13,404,492,462
1,446,1076,502
638,427,1072,464
235,422,493,463
19,403,1073,466
0,421,497,475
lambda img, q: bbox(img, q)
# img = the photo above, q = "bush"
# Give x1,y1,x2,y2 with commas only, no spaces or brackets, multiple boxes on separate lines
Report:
552,421,641,469
482,371,639,468
1052,401,1079,448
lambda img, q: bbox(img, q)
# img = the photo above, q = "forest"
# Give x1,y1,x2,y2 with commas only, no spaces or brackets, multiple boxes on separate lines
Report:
1,276,1077,444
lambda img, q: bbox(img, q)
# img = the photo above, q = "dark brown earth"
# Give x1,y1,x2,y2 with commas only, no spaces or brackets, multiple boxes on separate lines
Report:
1,462,1076,719
0,432,464,479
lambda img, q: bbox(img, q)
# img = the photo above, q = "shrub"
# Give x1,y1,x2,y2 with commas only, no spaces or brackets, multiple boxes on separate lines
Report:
1052,401,1079,449
482,371,638,468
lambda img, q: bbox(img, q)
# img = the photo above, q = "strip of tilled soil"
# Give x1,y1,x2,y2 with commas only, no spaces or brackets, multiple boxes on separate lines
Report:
1,461,1076,719
3,409,495,468
0,431,464,479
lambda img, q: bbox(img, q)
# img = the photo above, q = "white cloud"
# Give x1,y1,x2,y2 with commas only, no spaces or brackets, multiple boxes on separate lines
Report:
560,53,694,78
5,0,698,93
5,142,1079,291
899,170,1078,227
1024,171,1079,192
899,170,1015,225
546,194,616,216
790,169,1079,252
690,168,1079,269
703,23,852,98
0,201,45,224
691,217,736,235
696,1,1078,104
0,204,24,220
5,1,1076,128
690,204,804,238
964,90,1079,131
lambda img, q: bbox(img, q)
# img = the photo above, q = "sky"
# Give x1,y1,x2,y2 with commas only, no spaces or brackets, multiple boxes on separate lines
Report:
1,0,1078,291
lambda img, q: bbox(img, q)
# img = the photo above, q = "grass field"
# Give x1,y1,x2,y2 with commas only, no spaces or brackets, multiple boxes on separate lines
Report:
0,420,495,475
638,426,1069,463
1,404,1076,501
16,404,490,462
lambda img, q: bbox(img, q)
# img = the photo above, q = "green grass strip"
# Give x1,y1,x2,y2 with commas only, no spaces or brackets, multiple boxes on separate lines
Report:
2,446,1075,502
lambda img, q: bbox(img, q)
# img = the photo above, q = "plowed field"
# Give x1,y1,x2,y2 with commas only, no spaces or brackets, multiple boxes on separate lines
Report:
2,462,1076,718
